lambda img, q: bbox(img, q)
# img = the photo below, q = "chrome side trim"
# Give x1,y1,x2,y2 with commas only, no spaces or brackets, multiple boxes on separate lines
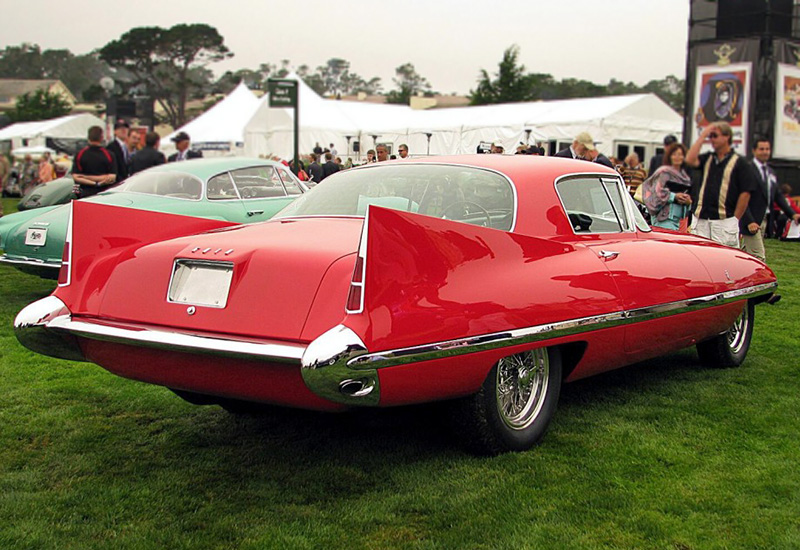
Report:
343,282,778,370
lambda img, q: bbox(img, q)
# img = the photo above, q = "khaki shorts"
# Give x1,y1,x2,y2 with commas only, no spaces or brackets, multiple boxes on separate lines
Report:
691,216,741,248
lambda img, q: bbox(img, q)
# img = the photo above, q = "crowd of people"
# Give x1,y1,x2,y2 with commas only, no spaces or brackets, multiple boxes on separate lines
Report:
4,123,800,270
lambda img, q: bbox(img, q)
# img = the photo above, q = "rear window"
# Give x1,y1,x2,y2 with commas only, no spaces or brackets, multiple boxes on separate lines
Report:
275,164,516,230
116,171,202,200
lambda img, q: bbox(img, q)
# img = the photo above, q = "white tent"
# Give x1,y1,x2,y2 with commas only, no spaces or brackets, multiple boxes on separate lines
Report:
0,113,105,150
164,82,259,157
244,73,366,159
241,80,681,161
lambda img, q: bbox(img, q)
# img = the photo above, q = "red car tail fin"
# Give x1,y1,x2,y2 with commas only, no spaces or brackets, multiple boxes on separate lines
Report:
350,206,574,352
53,202,237,313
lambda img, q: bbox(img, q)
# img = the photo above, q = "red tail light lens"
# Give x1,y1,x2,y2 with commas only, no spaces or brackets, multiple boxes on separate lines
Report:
57,241,70,286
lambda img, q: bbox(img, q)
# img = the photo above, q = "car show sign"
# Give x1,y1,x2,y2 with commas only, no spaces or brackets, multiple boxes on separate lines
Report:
268,79,298,108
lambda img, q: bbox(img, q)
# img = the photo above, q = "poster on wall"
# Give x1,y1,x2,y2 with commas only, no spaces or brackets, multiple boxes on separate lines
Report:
774,63,800,160
691,62,751,154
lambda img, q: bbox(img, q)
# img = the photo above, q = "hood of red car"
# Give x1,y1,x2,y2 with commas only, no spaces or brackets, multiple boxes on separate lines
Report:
94,217,364,342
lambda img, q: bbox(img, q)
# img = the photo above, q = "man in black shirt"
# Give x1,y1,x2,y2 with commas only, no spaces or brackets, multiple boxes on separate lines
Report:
72,126,117,198
685,121,756,248
130,131,166,175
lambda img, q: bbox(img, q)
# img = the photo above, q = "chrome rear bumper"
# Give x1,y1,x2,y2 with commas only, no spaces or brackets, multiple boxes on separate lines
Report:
14,296,306,364
1,255,60,279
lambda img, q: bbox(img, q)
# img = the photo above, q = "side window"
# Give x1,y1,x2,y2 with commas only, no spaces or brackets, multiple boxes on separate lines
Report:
557,176,629,234
230,166,287,199
207,173,236,200
277,167,303,195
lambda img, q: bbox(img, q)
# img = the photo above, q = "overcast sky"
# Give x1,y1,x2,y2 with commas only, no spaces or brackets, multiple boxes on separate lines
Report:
1,0,690,95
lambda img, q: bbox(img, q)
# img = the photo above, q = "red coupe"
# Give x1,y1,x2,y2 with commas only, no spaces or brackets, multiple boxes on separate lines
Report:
15,155,778,454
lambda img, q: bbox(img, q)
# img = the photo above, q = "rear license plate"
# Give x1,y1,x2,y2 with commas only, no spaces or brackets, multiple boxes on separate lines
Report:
25,228,47,246
168,260,233,308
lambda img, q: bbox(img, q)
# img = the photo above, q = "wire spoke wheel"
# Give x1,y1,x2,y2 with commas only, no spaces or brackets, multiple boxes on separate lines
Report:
496,349,550,430
726,305,749,355
697,300,754,369
453,347,562,455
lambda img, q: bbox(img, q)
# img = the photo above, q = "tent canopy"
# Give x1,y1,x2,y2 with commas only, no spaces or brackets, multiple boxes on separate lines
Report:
0,114,104,150
243,86,681,159
164,82,260,154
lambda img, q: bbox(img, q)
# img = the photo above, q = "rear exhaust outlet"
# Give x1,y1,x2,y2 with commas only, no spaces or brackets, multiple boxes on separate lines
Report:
339,378,375,398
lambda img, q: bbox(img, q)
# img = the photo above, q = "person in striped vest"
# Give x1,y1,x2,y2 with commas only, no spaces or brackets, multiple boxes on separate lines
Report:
685,121,757,248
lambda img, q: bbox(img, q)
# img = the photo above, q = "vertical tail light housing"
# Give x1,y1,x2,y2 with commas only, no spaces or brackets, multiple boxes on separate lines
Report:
345,213,369,314
57,203,73,287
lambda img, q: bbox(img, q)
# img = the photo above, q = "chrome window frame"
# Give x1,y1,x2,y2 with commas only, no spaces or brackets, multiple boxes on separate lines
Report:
554,172,637,235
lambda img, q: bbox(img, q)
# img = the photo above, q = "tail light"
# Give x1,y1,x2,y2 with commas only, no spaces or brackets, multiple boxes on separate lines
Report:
57,203,73,287
345,215,369,314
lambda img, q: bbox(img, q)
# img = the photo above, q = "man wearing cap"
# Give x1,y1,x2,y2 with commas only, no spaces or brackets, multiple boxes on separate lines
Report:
106,119,131,182
168,132,203,162
490,142,504,154
554,132,594,160
685,121,756,248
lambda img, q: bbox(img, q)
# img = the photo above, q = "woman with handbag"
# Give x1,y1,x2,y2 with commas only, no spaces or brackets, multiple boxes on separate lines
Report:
642,143,693,231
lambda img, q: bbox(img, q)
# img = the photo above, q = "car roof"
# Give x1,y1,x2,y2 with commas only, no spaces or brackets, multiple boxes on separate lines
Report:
348,154,623,238
143,157,284,180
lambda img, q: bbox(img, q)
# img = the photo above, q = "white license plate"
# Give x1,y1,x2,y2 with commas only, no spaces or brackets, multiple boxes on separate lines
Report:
168,260,233,308
25,228,47,246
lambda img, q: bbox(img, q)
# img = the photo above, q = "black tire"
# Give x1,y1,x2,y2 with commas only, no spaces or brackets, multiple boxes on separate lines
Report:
697,300,754,368
452,347,562,455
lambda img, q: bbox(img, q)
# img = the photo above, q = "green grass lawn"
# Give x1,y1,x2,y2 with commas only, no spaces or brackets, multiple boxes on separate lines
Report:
2,197,799,549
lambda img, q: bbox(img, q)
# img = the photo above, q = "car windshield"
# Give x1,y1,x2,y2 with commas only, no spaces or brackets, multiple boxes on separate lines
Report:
114,171,203,200
275,164,515,230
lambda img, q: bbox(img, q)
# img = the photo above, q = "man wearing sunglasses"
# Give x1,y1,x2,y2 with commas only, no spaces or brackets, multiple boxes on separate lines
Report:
685,121,756,248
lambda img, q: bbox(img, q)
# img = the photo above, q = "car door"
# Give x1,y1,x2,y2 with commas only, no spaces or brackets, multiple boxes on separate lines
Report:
556,175,715,355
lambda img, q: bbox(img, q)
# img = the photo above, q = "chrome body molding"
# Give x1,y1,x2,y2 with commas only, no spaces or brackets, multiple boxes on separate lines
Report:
14,296,85,361
341,282,778,372
0,255,60,278
16,282,776,408
300,325,379,406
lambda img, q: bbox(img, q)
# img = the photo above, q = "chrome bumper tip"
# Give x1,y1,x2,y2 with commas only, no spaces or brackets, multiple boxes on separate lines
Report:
14,296,86,362
300,325,379,406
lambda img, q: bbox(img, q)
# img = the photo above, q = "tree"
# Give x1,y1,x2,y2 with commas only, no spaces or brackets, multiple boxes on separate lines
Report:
8,88,71,122
297,64,326,95
99,24,232,127
386,63,431,105
470,45,533,105
643,75,685,114
0,44,115,102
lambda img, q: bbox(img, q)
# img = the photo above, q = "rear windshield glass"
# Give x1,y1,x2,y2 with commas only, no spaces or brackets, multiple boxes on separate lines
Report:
115,172,203,200
275,164,515,230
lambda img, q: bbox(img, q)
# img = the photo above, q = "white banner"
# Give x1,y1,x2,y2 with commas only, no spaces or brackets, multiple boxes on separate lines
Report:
774,63,800,160
691,62,751,154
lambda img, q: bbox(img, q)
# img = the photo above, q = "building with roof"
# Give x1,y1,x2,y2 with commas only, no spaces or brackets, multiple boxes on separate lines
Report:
0,79,77,113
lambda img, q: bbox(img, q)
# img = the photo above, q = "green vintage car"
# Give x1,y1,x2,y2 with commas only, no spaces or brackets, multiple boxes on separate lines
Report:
17,176,76,211
0,157,308,279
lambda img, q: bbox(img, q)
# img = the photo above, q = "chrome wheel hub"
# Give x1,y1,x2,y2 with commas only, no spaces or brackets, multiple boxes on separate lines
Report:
727,306,749,354
496,349,549,430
